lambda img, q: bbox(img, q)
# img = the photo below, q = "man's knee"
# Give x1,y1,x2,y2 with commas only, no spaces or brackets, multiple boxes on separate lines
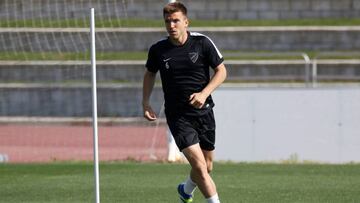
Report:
192,161,209,178
202,149,214,173
207,161,213,173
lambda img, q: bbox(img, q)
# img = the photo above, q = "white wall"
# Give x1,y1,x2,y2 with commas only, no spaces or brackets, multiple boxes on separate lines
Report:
213,87,360,163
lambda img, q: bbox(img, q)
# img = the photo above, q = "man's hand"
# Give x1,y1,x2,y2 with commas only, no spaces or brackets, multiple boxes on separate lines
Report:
189,92,209,109
189,63,227,109
143,103,157,121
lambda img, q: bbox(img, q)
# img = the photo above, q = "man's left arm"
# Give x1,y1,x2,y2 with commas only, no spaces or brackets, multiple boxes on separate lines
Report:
189,63,227,109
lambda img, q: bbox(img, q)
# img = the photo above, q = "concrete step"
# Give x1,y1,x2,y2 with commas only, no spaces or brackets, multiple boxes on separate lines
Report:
0,84,163,117
1,58,359,117
1,60,360,83
1,81,360,117
1,27,360,52
1,0,359,20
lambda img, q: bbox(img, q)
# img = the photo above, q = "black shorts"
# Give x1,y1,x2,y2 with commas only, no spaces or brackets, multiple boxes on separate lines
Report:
165,109,216,151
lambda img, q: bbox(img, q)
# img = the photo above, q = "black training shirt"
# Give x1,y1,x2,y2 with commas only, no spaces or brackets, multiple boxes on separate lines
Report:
146,32,224,116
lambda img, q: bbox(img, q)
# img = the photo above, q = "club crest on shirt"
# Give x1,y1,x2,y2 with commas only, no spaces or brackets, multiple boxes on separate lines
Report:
189,52,199,63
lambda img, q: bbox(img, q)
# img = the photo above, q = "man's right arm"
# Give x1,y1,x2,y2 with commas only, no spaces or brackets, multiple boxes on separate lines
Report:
142,70,157,121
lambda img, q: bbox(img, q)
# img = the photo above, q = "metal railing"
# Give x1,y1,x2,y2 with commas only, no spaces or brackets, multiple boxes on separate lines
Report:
312,52,360,87
224,52,311,86
224,51,360,87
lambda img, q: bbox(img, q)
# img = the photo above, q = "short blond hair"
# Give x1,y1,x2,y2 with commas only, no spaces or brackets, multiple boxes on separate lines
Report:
163,2,187,17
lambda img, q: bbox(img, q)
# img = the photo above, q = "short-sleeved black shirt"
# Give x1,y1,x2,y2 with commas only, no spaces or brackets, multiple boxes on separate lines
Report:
146,32,224,116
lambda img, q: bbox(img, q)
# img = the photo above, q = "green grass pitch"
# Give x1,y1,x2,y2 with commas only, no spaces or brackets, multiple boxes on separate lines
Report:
1,162,360,202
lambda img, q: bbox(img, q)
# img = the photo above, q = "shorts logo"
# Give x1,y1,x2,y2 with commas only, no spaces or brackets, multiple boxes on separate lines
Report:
189,52,199,63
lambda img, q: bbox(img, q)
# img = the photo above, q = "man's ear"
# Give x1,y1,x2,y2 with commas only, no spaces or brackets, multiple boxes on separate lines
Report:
185,17,189,28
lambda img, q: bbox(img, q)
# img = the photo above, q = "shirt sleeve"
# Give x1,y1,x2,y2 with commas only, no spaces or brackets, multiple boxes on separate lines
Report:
145,45,159,73
203,37,224,69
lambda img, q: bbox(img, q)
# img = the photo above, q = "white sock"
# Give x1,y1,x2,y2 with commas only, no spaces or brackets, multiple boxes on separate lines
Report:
183,177,197,195
206,193,220,203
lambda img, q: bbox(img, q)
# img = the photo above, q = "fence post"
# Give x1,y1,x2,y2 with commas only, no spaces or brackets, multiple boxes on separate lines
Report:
302,53,311,87
312,59,318,87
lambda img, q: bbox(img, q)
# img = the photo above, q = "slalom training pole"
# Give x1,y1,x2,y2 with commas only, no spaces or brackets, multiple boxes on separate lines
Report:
90,8,100,203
